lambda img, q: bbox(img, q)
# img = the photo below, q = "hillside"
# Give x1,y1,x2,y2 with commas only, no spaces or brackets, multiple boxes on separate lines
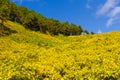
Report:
1,21,120,79
1,0,87,36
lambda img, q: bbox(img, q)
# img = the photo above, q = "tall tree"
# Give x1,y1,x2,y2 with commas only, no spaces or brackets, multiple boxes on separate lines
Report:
0,0,10,23
0,0,10,34
10,2,20,22
78,26,83,34
37,14,47,33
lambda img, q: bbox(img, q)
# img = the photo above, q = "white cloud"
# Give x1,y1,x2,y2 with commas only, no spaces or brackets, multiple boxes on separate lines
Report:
96,0,120,27
106,7,120,27
106,18,115,27
109,7,120,17
97,0,119,16
106,16,120,27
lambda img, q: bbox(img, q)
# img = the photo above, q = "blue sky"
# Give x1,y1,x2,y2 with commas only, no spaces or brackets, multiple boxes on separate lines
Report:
10,0,120,33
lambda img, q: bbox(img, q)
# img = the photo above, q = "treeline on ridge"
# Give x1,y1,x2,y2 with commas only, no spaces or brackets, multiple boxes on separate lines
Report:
0,0,92,36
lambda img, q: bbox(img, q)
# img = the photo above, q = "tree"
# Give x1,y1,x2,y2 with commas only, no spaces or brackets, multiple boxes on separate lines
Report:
83,30,89,34
91,32,95,35
78,26,83,35
0,0,10,23
61,22,69,35
0,0,10,34
36,14,46,32
10,2,20,22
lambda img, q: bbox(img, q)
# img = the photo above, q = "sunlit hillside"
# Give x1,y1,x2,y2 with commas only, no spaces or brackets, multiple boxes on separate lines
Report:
1,21,120,80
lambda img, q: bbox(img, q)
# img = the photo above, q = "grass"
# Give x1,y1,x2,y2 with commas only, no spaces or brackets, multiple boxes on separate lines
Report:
0,21,120,79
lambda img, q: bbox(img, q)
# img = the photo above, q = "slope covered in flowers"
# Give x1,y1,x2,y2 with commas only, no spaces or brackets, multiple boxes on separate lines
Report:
0,21,120,79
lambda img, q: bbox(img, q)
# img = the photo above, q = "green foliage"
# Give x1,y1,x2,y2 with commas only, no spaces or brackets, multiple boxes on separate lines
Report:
0,0,10,22
0,0,89,36
8,1,85,35
91,32,95,35
83,30,89,34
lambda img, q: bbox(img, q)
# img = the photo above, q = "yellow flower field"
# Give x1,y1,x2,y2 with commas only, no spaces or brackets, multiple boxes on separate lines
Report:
0,21,120,79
